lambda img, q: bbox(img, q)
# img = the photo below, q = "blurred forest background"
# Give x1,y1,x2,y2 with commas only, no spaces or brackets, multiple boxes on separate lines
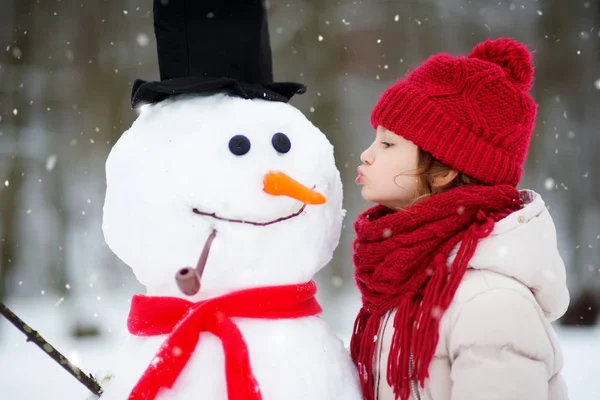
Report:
0,0,599,389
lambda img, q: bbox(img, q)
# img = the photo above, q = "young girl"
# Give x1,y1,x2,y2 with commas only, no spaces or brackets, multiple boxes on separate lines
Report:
351,38,570,400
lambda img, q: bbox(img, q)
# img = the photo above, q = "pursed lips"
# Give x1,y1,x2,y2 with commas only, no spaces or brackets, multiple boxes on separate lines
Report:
356,166,365,184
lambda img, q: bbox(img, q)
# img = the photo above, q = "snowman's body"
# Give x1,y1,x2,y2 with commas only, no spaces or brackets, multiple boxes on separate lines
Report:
99,317,358,399
98,94,362,399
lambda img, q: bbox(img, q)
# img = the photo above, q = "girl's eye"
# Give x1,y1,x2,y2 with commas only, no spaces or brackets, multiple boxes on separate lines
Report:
380,141,393,148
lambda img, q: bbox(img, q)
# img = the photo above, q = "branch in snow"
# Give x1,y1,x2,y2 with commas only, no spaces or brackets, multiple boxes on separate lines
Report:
0,302,103,397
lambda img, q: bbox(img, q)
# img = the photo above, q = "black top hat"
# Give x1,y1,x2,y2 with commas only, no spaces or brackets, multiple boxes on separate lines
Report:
131,0,306,108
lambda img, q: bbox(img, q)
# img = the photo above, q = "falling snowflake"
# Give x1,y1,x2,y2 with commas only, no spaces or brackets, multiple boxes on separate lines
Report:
431,306,443,320
136,33,150,47
172,346,183,357
45,155,57,171
331,275,343,288
67,351,81,367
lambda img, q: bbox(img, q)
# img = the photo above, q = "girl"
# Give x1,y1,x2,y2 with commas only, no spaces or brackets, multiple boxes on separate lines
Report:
351,38,570,400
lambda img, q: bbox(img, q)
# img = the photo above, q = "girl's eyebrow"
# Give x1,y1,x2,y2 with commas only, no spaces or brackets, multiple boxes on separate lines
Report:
379,130,394,140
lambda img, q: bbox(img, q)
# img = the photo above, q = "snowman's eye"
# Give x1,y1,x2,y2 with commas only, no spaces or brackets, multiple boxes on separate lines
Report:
229,135,251,156
272,132,291,154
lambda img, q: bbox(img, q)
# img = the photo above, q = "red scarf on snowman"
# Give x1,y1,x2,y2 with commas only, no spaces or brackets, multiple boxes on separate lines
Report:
126,281,321,400
350,185,521,400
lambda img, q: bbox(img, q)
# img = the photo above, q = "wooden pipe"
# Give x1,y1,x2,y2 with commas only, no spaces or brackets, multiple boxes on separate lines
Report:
175,229,217,296
175,267,201,296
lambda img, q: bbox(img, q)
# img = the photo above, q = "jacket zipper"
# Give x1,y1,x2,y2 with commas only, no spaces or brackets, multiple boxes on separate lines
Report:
409,354,421,400
375,310,425,400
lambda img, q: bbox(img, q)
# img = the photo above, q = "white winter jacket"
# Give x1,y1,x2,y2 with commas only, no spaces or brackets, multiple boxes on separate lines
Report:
374,190,570,400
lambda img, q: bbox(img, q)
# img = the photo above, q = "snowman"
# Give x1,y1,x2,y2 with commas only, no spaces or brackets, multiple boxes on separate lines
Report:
94,1,362,399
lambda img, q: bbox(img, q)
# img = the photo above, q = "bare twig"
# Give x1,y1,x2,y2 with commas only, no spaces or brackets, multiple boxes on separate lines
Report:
0,301,103,396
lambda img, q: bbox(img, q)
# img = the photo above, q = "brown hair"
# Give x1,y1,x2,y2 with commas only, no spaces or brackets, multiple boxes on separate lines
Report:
412,148,480,204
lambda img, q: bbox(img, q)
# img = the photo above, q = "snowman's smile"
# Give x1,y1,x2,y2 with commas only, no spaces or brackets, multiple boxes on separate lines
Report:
191,171,325,227
192,204,307,226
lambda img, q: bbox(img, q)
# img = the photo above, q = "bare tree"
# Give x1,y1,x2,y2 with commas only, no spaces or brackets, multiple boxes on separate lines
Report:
0,0,37,304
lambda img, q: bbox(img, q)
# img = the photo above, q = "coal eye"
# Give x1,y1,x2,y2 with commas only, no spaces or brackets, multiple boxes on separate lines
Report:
229,135,251,156
272,132,291,154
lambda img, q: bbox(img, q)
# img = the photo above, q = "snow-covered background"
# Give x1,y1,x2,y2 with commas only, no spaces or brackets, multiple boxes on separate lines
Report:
1,0,600,399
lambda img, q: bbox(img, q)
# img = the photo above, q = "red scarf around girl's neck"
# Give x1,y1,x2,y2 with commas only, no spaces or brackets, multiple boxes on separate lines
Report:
350,185,521,400
126,281,322,400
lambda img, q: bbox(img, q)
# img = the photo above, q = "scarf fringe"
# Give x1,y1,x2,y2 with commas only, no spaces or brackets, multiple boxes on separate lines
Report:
388,298,417,400
351,308,381,400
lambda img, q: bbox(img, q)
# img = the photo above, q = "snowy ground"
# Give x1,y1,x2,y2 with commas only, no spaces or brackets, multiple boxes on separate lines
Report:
1,294,598,400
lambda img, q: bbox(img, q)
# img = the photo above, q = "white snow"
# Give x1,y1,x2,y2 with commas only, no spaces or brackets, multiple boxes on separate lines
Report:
0,295,130,400
0,294,598,399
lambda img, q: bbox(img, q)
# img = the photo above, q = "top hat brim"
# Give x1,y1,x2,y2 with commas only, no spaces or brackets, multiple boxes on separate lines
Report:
131,77,307,108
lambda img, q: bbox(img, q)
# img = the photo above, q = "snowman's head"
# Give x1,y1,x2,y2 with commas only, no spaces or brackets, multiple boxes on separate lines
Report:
102,94,343,297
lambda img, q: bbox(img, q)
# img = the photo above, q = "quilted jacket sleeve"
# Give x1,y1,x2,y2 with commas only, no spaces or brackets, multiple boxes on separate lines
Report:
448,288,559,400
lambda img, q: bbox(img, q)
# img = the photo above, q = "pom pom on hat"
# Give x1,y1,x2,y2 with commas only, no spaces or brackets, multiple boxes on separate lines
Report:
468,37,534,90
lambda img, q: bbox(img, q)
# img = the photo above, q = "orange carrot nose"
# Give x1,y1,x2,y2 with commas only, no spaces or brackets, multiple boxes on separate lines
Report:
263,171,326,205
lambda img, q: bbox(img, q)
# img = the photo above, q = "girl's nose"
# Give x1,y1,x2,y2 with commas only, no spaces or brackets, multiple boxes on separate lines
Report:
360,147,373,166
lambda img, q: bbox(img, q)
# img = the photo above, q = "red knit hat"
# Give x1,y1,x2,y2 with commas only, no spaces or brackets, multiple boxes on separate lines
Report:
371,37,537,187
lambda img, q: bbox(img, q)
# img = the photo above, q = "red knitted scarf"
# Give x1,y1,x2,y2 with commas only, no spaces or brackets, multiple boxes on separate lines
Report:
350,185,521,400
126,282,321,400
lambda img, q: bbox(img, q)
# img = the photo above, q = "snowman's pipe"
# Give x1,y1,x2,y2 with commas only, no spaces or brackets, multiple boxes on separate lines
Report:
176,229,217,296
0,302,103,396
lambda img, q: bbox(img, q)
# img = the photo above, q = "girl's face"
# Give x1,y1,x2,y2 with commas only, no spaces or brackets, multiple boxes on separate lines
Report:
357,126,420,209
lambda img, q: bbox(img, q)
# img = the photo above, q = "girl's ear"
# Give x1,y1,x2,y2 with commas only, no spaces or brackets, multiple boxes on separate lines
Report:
430,169,459,188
